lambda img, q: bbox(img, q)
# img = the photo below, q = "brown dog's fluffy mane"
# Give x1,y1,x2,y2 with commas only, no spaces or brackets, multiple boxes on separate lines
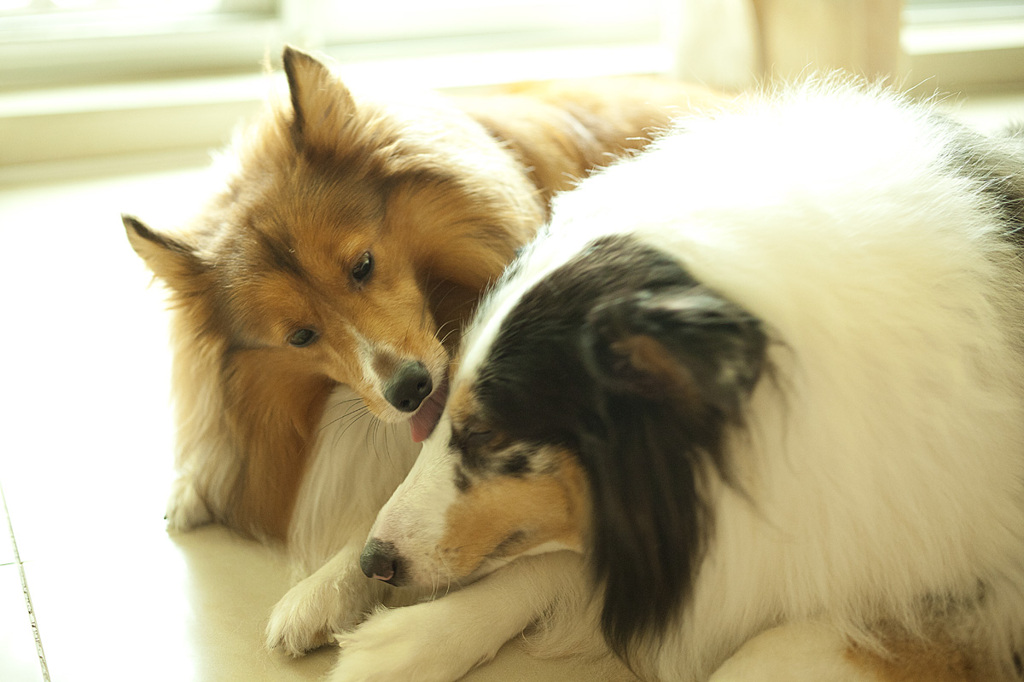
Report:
125,46,725,541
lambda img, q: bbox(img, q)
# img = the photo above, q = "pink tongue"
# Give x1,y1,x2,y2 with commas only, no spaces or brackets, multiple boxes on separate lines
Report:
411,382,448,443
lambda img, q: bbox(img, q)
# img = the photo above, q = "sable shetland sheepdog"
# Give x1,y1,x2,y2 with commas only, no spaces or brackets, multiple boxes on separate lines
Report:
123,46,724,658
358,81,1024,682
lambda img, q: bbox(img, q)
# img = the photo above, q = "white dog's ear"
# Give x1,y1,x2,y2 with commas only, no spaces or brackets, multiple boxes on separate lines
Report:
577,287,766,656
123,214,207,287
281,45,357,152
581,287,766,418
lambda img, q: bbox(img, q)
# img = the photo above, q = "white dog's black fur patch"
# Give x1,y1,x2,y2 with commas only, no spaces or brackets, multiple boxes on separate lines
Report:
470,233,768,653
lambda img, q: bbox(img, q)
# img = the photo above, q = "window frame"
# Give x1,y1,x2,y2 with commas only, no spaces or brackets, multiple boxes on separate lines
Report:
1,0,1023,182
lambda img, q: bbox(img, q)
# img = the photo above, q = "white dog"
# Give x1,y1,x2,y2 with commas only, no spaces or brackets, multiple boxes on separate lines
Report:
346,80,1024,681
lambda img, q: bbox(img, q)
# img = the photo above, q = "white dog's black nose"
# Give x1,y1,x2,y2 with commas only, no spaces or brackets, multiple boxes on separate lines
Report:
360,538,403,585
385,361,433,412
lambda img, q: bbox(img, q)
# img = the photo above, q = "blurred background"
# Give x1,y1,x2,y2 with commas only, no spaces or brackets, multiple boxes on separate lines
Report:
2,3,1024,681
2,0,1023,184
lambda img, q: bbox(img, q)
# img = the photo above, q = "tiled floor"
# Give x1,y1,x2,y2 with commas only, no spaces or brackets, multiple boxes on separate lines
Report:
2,90,1023,682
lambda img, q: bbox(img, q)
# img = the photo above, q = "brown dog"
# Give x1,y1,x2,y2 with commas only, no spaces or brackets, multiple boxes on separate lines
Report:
125,45,725,657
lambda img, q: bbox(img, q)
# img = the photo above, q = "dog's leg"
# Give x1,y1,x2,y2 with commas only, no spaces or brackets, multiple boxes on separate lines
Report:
267,543,388,656
330,551,582,682
165,473,212,531
708,623,875,682
708,622,977,682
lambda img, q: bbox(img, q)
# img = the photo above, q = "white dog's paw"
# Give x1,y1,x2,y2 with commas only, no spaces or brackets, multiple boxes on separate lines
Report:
330,602,497,682
266,573,368,657
165,475,212,531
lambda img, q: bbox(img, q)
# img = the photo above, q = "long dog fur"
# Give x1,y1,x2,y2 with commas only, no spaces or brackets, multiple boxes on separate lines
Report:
125,46,725,658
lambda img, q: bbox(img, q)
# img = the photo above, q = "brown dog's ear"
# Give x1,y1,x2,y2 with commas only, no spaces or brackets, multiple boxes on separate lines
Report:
123,214,205,286
281,45,356,151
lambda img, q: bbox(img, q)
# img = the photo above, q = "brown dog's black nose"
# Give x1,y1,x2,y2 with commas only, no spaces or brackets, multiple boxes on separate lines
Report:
360,539,403,585
385,361,433,412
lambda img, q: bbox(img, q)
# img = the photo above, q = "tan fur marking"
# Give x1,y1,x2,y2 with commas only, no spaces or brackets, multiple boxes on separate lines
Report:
612,335,704,408
844,638,982,682
438,449,589,578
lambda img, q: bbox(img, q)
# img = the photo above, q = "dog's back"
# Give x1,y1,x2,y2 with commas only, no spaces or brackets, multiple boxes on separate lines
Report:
531,81,1024,680
458,76,725,208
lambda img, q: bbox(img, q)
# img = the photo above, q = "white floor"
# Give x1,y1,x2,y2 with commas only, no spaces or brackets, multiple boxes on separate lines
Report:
1,90,1022,682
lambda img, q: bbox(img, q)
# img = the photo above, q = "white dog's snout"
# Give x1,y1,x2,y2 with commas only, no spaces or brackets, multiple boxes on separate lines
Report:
364,418,461,586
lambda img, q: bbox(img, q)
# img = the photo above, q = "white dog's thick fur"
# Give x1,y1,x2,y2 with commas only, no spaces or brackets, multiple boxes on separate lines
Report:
346,81,1024,681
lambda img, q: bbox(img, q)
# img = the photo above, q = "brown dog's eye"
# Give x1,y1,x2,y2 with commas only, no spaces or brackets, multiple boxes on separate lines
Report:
288,328,318,348
352,251,374,283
